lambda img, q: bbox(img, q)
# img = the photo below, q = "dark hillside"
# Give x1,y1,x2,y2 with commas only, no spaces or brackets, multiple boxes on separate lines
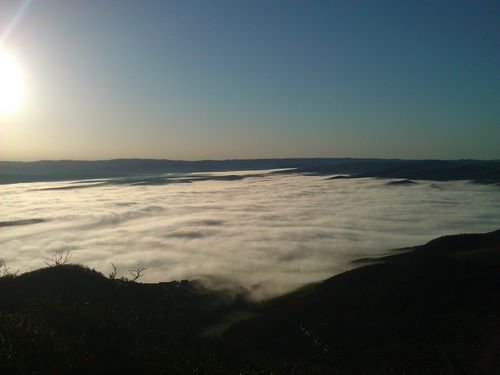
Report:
1,230,499,374
222,230,500,374
0,265,233,374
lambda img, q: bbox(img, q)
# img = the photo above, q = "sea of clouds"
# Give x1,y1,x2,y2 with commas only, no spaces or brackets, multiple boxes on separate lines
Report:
1,170,500,299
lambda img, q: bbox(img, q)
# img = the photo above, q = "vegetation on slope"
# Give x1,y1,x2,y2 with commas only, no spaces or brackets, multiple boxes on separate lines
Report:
1,229,499,374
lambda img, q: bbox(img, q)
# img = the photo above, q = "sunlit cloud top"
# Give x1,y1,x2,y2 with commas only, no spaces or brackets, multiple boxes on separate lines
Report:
2,173,500,299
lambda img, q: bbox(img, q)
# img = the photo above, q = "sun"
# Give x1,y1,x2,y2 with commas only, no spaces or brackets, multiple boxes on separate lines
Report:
0,49,24,115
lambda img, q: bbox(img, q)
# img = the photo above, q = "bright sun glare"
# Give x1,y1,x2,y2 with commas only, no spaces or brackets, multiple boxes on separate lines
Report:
0,49,24,115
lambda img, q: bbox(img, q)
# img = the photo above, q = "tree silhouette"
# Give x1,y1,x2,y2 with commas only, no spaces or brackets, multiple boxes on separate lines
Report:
44,249,71,267
0,259,18,278
128,266,148,282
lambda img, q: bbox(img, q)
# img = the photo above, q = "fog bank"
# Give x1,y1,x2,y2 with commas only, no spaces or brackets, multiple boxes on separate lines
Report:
1,171,499,299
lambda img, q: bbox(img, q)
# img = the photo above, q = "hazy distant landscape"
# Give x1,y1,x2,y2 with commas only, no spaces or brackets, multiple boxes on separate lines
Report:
1,157,500,184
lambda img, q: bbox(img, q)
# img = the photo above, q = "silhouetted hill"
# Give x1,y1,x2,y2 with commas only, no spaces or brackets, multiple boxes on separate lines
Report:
297,159,500,182
0,158,333,183
357,163,500,182
0,265,234,374
222,229,500,374
1,158,499,184
1,229,499,374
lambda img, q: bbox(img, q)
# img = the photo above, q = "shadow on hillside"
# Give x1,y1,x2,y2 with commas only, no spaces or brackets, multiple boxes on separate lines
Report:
1,229,499,374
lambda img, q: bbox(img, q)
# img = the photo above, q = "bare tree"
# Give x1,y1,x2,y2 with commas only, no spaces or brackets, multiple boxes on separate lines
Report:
128,266,148,282
44,249,71,267
0,259,18,278
109,263,118,279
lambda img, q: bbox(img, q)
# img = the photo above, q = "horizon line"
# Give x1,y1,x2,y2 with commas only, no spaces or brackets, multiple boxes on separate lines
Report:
2,156,500,163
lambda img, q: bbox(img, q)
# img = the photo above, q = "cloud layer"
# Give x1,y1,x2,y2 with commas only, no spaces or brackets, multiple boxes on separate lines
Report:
1,172,500,299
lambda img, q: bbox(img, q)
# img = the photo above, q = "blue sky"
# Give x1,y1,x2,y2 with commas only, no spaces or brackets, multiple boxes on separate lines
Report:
1,0,498,160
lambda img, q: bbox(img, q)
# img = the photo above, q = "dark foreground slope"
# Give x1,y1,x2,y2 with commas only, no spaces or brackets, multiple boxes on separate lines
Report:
222,230,500,374
0,266,242,374
0,230,499,374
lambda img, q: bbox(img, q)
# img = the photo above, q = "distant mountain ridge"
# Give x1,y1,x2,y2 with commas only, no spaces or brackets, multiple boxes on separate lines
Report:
1,158,500,184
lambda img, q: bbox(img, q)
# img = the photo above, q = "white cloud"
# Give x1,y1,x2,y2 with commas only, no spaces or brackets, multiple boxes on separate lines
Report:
1,173,500,299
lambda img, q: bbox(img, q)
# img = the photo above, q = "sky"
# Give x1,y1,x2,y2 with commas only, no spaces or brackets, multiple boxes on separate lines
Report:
0,0,498,161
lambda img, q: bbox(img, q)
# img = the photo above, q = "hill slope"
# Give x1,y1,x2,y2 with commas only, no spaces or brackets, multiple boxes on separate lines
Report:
222,230,500,374
0,229,499,374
